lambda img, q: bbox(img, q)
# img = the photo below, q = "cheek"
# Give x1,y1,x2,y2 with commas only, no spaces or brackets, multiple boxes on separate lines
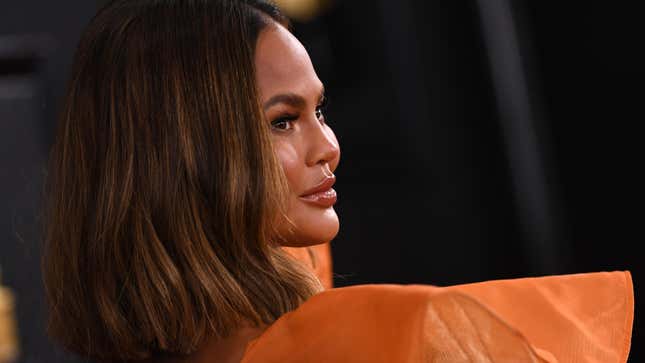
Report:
275,141,302,192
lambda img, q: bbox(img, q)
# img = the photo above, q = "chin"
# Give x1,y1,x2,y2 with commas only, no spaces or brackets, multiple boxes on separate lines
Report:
278,209,339,247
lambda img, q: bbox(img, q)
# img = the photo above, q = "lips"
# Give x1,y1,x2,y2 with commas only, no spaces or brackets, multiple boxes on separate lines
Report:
299,176,337,207
300,176,336,197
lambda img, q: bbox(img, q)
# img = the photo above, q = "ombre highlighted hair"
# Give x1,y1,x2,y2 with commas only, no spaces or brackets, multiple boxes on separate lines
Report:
42,1,322,361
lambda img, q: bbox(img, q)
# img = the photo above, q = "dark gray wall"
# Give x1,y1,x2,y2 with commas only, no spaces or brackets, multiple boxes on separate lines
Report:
1,2,98,362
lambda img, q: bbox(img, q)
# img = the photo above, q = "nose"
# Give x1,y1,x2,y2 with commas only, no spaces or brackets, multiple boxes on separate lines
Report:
305,119,340,168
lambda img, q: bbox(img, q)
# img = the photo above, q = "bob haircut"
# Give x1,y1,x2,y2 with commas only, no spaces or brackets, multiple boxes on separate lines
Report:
42,0,323,361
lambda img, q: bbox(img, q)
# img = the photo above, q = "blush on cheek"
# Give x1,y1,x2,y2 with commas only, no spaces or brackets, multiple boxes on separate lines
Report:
275,143,302,191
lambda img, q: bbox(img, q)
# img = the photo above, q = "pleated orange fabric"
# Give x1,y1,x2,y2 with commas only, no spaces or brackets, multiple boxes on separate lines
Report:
242,249,633,363
445,271,634,363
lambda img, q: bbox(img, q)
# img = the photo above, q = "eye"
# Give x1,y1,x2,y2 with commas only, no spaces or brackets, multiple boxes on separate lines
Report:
271,115,298,131
315,96,328,122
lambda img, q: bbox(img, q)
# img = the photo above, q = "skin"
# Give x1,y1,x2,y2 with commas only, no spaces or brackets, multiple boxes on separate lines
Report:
255,22,341,247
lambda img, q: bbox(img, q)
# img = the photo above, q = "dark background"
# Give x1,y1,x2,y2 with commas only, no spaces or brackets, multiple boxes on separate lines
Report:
1,1,642,362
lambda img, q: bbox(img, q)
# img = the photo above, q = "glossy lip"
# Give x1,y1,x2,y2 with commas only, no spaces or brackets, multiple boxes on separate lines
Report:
298,176,337,208
299,175,336,197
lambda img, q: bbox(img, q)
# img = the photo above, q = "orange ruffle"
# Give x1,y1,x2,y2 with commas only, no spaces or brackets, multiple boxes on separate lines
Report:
241,268,633,363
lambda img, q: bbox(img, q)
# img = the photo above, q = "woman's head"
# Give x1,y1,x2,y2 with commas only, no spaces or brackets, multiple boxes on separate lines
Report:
42,0,336,361
256,22,341,246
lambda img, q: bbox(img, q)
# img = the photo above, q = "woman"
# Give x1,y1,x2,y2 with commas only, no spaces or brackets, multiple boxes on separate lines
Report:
42,1,633,362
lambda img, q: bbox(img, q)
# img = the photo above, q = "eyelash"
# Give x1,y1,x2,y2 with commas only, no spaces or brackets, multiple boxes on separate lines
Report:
270,97,329,131
315,96,328,120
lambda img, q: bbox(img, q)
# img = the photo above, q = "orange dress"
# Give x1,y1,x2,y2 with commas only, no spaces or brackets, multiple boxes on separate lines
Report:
265,244,634,363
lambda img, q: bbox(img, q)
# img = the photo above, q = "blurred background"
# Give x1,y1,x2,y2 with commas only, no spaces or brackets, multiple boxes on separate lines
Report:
0,0,642,362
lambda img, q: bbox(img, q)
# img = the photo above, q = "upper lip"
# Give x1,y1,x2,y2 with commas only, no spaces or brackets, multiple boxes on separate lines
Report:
300,175,336,197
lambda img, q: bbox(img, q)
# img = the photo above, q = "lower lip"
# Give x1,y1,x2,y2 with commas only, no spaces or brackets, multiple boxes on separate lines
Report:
299,188,337,207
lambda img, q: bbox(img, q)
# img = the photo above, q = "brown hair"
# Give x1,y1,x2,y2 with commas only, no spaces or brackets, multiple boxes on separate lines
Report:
41,0,322,361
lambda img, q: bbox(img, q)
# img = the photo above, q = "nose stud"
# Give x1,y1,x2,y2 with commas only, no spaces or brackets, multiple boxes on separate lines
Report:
321,164,334,178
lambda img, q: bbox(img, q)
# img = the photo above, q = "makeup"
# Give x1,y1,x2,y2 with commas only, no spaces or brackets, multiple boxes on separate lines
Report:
299,176,337,207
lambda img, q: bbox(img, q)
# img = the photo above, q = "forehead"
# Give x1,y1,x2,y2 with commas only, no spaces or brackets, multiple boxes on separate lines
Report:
254,24,322,101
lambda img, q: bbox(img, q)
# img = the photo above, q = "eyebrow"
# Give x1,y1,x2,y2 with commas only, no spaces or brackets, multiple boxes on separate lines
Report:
262,86,325,110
